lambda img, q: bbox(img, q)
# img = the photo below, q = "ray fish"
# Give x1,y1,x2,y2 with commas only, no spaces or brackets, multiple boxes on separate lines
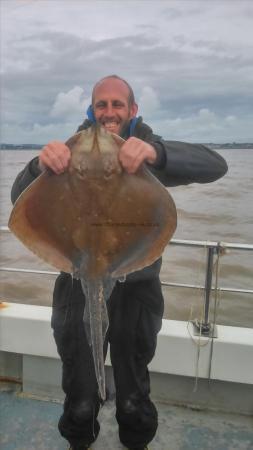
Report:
9,126,177,400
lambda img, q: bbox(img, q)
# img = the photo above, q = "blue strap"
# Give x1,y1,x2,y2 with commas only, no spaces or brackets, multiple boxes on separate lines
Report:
86,105,96,123
129,116,138,136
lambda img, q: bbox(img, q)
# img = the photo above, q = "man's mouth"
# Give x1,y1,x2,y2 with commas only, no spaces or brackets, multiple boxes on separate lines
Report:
101,120,120,131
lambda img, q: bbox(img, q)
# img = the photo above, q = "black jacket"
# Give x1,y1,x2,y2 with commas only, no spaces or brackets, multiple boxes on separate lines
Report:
11,118,228,281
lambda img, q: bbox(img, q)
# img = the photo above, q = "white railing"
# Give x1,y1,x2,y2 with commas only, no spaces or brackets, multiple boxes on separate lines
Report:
1,225,253,336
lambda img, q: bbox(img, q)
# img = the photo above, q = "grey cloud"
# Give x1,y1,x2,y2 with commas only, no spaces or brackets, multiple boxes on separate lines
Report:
1,2,252,144
160,1,211,19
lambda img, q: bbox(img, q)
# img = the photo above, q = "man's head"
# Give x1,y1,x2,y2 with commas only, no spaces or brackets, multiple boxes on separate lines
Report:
91,75,138,136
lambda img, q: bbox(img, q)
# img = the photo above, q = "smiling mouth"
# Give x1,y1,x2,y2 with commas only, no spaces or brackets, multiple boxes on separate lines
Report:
102,121,119,128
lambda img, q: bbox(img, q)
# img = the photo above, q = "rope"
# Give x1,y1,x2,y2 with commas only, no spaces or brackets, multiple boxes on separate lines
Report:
186,242,226,392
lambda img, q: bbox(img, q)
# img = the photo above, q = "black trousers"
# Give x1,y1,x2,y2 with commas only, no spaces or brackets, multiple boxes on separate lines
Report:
51,273,164,449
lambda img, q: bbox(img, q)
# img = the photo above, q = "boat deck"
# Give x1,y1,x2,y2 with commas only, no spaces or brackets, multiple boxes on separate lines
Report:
1,387,253,450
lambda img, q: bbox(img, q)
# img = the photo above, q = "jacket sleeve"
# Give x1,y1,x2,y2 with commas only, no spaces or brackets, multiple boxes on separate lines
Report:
148,138,228,187
11,157,41,204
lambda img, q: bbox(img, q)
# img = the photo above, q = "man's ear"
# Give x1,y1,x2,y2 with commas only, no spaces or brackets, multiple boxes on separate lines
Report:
130,102,138,118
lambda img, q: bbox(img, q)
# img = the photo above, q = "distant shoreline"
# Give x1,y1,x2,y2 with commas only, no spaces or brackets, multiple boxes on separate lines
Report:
0,144,43,150
1,143,253,150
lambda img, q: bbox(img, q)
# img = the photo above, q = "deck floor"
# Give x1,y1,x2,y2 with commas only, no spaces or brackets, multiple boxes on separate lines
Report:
1,388,253,450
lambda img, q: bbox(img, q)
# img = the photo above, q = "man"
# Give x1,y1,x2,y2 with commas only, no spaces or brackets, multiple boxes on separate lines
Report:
11,75,228,450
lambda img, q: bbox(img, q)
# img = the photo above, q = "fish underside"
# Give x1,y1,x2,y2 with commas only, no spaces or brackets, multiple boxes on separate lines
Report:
8,126,177,400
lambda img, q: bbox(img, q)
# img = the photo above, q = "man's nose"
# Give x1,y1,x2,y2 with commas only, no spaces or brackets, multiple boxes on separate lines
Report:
104,103,114,115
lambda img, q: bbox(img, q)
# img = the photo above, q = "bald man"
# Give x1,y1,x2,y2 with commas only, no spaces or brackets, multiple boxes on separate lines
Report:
11,75,228,450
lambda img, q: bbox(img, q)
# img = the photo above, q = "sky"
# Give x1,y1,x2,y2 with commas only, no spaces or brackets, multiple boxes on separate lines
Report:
1,0,253,144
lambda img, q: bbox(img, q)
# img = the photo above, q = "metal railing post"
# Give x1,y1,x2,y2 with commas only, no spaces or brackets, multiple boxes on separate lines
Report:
191,245,218,337
203,246,215,329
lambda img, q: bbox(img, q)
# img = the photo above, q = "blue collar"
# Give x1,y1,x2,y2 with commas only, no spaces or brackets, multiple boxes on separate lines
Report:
128,116,138,137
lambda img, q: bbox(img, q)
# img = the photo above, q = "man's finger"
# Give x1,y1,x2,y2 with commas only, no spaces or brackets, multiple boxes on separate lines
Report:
126,152,145,173
39,142,71,174
40,152,63,174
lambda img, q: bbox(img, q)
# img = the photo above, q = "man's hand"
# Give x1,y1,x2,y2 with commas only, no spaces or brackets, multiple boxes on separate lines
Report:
118,137,157,174
39,141,71,174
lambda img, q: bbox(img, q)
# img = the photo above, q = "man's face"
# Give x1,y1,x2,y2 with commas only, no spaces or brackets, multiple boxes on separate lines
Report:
92,78,138,136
